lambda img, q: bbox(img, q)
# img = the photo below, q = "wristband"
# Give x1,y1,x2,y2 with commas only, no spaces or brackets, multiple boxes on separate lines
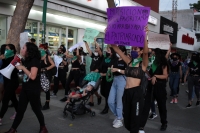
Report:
118,69,121,72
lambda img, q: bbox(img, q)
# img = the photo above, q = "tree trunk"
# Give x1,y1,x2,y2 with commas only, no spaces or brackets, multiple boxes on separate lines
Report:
6,0,34,53
107,0,116,8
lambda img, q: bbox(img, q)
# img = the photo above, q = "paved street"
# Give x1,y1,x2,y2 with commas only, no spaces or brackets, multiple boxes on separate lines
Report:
0,83,200,133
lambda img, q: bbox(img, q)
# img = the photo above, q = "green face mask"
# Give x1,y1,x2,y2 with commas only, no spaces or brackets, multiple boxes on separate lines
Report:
4,49,14,59
40,49,46,57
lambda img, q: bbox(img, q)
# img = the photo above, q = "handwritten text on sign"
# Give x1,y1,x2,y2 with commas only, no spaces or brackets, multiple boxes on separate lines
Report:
148,32,170,50
83,28,99,43
105,6,150,47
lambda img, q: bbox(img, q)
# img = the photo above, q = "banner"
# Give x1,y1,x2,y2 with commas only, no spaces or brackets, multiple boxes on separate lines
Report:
68,42,84,52
105,6,150,47
148,32,170,50
83,28,99,43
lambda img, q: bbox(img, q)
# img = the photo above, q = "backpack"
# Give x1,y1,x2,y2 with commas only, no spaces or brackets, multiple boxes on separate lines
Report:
46,55,57,76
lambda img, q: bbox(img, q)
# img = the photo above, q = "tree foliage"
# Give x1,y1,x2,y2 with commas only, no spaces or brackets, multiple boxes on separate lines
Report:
190,0,200,11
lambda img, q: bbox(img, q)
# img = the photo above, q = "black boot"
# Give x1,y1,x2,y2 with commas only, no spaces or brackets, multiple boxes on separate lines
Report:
42,102,50,110
100,107,109,114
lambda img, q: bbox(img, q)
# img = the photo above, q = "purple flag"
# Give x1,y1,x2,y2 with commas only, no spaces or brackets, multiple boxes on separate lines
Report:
105,6,150,47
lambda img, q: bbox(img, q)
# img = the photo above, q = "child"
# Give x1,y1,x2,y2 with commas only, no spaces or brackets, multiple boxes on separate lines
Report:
66,81,96,103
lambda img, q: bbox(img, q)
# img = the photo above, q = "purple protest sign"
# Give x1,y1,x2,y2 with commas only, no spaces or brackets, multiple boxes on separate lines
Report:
105,6,150,47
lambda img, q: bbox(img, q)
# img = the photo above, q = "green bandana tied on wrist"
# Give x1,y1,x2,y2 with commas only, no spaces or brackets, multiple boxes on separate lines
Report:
4,50,14,59
132,57,142,67
106,68,113,82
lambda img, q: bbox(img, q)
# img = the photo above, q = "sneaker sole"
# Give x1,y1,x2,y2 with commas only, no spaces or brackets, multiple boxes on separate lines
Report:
113,125,123,128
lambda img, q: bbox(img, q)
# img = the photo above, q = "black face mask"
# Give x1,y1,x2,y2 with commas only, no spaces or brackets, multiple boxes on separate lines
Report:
73,52,76,56
106,52,110,57
173,58,178,61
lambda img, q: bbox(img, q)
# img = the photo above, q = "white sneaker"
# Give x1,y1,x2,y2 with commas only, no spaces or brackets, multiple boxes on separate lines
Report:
50,93,57,97
112,117,118,125
139,130,145,133
113,120,123,128
0,118,2,126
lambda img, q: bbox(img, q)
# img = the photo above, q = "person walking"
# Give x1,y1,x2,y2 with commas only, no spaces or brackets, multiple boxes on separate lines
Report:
5,42,48,133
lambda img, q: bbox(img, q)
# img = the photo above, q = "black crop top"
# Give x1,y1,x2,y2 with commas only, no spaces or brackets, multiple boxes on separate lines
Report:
125,66,144,79
71,58,80,68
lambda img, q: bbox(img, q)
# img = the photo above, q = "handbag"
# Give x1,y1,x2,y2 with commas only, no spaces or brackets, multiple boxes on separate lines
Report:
40,72,50,92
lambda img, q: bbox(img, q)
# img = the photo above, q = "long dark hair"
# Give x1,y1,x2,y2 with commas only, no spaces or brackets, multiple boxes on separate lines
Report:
110,47,117,59
25,42,41,61
60,44,66,53
118,45,127,55
154,48,169,73
0,44,6,55
7,44,16,54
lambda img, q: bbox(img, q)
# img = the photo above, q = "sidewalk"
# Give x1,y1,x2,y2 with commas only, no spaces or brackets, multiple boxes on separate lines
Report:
0,83,200,133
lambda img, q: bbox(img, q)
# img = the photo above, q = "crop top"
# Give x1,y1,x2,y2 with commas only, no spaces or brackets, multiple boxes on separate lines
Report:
124,66,144,79
71,57,80,68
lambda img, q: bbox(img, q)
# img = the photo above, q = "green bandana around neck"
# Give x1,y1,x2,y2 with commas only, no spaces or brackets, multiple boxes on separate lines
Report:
72,56,77,61
193,61,197,67
40,49,46,57
132,57,142,67
151,62,158,73
105,57,111,63
4,49,14,59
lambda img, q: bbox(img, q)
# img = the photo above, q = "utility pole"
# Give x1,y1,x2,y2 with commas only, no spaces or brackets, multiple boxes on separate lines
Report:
172,0,178,22
42,0,47,44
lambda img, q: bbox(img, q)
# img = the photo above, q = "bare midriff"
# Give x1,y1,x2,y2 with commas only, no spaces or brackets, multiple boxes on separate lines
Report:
125,77,141,89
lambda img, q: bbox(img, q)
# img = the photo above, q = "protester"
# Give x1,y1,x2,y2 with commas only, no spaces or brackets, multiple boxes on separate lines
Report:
108,45,127,128
60,48,81,102
39,44,55,110
5,42,48,133
111,26,149,133
0,44,19,125
85,39,103,106
184,52,200,108
169,53,182,103
99,46,117,114
51,45,68,97
0,44,6,103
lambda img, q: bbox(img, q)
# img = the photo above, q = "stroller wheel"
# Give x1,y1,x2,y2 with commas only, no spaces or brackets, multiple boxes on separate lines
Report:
71,115,75,120
91,111,95,117
63,112,68,118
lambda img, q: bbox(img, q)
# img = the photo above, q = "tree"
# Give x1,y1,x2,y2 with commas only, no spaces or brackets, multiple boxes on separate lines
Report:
190,0,200,11
6,0,35,52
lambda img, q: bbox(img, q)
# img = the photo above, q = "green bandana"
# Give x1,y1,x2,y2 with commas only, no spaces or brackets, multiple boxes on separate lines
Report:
193,61,197,67
40,49,46,57
105,58,111,63
4,50,14,59
72,56,77,61
152,62,158,73
132,57,142,67
106,68,113,82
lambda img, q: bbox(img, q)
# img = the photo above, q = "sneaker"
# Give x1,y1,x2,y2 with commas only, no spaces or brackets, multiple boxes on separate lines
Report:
160,124,167,131
87,102,94,106
113,117,118,125
196,101,200,106
113,120,123,128
170,98,174,104
60,97,67,102
10,112,16,120
0,118,2,125
139,130,145,133
50,93,57,97
97,96,102,105
174,98,178,103
182,83,184,85
148,113,157,120
186,104,192,108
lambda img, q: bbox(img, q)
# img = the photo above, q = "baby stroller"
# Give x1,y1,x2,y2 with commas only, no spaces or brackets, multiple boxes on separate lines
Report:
63,78,101,120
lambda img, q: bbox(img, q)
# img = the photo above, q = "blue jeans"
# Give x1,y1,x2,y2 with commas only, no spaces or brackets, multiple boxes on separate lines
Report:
108,75,126,120
169,72,180,97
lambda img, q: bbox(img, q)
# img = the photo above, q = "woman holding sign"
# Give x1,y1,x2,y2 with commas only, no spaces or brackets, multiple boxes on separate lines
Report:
111,26,149,133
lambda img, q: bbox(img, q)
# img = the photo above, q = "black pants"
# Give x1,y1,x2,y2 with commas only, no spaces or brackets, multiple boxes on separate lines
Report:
12,89,45,129
65,69,80,95
53,68,66,94
140,81,167,129
188,75,200,101
0,80,19,118
100,77,113,109
123,86,144,133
